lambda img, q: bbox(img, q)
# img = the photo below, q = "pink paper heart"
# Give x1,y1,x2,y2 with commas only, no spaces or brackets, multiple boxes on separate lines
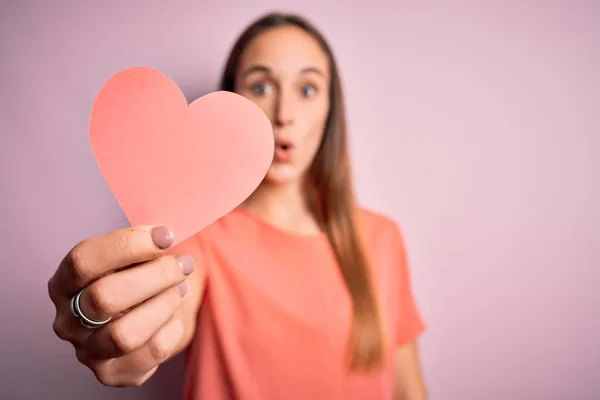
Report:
89,67,274,245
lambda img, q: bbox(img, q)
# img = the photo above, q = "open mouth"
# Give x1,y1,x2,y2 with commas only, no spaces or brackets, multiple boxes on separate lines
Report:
276,141,293,151
274,140,294,161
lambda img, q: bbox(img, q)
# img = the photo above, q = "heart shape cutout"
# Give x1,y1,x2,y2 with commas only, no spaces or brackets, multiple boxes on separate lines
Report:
89,67,274,245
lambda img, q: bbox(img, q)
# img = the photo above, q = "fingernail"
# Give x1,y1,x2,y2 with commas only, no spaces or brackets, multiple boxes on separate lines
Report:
177,282,188,297
151,226,173,249
176,255,195,275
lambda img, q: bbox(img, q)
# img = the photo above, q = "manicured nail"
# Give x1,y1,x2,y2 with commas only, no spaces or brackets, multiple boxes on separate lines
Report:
176,255,195,275
151,226,173,249
177,282,188,297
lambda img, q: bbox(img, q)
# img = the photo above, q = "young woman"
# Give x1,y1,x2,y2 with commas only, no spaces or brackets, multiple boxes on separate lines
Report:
48,12,428,400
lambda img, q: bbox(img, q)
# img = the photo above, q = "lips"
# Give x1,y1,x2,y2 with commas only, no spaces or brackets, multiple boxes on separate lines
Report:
275,139,293,150
274,139,294,162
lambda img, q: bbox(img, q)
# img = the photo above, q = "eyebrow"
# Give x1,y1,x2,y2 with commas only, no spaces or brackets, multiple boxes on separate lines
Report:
240,64,327,79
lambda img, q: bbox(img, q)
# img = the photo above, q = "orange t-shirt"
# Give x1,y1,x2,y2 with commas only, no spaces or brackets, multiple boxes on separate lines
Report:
181,207,425,400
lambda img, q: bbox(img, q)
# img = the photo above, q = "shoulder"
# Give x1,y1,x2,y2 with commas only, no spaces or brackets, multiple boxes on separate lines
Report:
356,207,405,244
355,206,410,269
190,206,407,254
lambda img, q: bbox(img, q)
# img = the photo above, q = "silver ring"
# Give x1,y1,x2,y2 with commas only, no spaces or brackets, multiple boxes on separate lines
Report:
70,288,112,329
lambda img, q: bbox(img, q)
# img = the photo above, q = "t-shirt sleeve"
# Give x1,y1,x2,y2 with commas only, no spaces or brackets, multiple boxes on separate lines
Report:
388,221,427,347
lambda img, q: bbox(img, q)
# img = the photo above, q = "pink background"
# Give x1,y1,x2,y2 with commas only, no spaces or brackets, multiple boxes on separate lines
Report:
1,1,598,399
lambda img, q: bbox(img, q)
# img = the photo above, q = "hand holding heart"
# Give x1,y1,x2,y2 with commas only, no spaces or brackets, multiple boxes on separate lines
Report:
47,67,273,386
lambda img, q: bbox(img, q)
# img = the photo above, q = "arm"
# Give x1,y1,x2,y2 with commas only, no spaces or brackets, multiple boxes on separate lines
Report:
394,340,428,400
385,219,428,399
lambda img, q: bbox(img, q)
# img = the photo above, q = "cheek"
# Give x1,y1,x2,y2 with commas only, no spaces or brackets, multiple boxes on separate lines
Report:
300,108,328,158
302,123,325,162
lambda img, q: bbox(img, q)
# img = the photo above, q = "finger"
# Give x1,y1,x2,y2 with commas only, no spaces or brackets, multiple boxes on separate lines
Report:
96,365,160,388
104,317,185,386
50,225,174,298
71,349,158,388
84,284,185,359
78,254,195,322
52,291,139,348
52,302,91,345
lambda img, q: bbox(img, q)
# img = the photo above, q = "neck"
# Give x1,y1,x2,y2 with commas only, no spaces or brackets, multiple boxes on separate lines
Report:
241,178,320,234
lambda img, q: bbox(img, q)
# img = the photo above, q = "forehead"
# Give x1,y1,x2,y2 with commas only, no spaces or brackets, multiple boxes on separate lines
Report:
238,25,330,76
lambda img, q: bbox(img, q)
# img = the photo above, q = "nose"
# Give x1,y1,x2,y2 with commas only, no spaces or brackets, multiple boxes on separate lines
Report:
274,90,295,127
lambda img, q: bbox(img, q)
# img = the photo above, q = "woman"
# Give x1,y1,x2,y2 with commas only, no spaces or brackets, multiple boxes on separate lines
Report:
48,12,428,400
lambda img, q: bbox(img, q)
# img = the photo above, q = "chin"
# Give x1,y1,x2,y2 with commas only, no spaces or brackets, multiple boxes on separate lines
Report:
263,163,304,185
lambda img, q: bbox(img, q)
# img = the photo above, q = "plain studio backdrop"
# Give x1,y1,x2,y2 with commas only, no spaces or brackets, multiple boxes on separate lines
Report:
1,1,598,399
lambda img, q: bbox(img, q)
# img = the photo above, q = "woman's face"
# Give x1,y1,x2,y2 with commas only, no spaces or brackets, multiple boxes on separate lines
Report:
235,25,331,186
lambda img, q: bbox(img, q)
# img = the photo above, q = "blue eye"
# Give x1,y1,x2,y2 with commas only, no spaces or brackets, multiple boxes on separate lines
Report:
301,85,317,98
251,82,271,96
